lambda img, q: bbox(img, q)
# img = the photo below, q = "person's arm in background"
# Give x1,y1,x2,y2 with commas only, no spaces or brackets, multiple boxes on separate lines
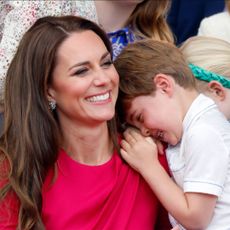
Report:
0,1,98,111
0,1,41,109
197,17,214,36
198,0,228,41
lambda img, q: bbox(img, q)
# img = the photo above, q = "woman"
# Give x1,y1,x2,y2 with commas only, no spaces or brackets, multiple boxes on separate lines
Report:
0,15,171,230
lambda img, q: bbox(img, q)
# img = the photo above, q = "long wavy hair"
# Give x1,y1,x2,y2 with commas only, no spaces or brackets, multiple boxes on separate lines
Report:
125,0,174,43
0,15,118,229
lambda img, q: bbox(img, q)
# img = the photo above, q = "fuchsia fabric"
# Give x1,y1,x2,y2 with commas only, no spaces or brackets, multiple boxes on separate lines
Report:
0,148,171,229
42,149,160,230
0,158,20,229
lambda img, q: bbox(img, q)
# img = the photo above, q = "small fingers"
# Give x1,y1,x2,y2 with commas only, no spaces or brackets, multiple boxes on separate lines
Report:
120,148,128,160
145,136,155,144
124,128,144,142
120,139,130,151
123,132,137,145
155,140,165,155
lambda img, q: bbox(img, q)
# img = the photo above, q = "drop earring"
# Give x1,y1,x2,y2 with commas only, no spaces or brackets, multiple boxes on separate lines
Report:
48,101,56,110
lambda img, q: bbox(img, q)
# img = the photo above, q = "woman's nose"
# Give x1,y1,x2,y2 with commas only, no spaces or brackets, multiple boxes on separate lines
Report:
93,69,110,86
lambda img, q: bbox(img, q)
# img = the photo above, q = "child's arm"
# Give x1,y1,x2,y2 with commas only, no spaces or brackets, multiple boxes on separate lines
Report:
120,129,217,229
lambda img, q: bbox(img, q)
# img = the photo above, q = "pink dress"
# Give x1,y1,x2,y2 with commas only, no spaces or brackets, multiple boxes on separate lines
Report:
0,148,171,229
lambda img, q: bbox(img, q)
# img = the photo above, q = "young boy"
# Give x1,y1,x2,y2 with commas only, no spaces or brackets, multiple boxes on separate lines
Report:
115,39,230,230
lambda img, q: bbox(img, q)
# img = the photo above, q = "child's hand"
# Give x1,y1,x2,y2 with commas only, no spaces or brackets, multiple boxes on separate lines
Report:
120,128,159,174
155,138,165,155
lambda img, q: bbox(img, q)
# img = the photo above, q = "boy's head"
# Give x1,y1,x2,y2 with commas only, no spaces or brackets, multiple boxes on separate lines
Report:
115,39,197,145
115,39,196,99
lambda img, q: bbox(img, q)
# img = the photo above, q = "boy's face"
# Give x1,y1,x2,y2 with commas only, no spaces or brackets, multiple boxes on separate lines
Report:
124,92,184,146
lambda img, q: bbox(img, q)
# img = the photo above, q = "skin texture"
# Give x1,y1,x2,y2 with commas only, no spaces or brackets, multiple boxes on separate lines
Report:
95,1,141,32
48,30,119,165
48,31,118,125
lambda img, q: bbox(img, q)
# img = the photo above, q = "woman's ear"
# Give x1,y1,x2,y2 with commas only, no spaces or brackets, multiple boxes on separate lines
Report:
153,73,174,96
47,85,56,102
207,81,225,101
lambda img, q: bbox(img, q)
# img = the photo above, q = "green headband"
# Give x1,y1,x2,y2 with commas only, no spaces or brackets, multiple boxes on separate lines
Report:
189,63,230,89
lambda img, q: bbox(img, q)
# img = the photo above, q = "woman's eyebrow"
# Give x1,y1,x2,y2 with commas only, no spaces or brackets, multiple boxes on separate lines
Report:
68,51,110,71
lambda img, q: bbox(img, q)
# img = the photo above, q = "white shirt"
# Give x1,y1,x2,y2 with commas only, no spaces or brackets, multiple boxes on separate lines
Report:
167,94,230,230
198,11,230,43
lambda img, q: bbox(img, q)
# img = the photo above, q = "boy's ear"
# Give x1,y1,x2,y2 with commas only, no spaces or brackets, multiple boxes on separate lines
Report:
207,81,225,101
153,73,174,96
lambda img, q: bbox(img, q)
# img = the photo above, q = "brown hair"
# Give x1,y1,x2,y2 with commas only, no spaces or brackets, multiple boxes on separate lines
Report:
226,0,230,12
114,39,196,125
126,0,174,43
0,15,118,229
115,39,195,98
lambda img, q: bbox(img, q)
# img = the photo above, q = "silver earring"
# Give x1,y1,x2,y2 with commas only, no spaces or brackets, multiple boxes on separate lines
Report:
49,101,56,110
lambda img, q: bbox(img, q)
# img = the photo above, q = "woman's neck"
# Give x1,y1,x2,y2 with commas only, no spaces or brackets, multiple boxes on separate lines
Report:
61,122,113,166
94,1,137,32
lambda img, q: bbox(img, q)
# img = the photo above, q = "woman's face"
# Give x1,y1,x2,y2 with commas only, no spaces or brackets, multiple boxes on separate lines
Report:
48,31,119,126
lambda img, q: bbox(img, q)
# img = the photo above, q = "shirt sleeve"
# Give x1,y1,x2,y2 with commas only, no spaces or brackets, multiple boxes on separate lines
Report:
183,124,229,196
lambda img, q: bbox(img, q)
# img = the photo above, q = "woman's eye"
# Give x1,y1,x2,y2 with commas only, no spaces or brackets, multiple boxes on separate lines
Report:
102,60,113,67
74,68,88,76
